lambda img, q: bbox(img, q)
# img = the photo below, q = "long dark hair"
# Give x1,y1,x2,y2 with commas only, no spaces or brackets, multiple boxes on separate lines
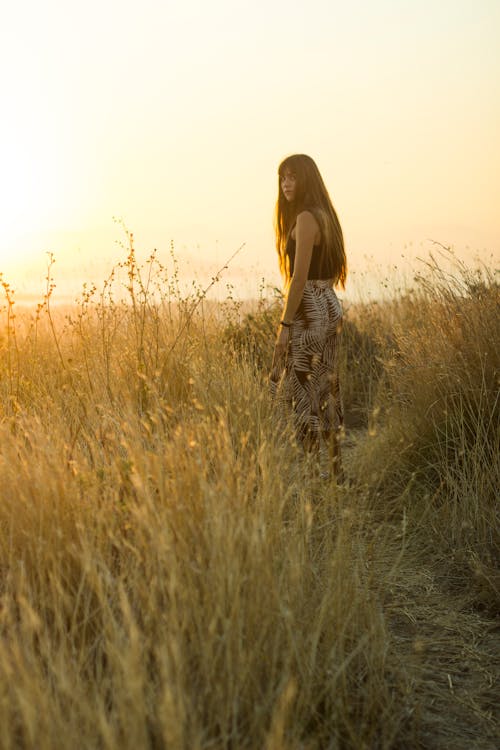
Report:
274,154,347,288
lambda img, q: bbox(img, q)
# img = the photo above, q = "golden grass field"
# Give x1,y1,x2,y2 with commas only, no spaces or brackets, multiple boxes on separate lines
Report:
0,240,498,749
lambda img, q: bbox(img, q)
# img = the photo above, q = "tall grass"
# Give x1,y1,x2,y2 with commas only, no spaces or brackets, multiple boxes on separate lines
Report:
349,255,499,610
0,241,498,748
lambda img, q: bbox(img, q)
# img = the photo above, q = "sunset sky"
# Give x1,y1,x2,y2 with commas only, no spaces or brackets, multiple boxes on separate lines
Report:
1,0,499,299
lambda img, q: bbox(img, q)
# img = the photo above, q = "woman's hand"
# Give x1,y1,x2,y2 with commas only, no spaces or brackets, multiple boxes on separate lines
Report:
274,324,290,357
270,324,291,388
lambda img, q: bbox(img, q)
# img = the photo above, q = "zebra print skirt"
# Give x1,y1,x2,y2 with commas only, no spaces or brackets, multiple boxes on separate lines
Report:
270,280,344,443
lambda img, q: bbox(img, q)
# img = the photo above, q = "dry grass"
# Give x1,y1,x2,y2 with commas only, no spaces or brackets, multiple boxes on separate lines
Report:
0,240,498,749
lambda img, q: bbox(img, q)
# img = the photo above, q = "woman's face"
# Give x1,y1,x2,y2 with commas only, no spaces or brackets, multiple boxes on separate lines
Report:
280,168,297,202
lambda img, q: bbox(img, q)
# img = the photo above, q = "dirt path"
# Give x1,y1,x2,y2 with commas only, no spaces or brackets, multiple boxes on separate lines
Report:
386,565,499,749
342,430,499,749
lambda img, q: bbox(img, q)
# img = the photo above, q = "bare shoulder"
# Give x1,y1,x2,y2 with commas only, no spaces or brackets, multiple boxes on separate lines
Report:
296,210,320,231
294,209,321,244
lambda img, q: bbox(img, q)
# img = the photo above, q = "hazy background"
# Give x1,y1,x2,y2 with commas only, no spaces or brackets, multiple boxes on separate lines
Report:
1,0,499,301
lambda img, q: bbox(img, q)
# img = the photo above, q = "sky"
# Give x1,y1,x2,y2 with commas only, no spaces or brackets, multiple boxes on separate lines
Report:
1,0,499,300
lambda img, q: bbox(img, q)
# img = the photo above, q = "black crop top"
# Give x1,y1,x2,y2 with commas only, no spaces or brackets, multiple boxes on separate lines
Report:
285,235,335,280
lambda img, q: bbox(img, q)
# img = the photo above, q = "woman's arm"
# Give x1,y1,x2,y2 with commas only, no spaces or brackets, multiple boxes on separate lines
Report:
275,210,318,350
281,210,317,322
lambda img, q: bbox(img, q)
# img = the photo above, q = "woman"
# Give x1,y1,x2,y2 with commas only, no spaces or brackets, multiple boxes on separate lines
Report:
269,154,347,478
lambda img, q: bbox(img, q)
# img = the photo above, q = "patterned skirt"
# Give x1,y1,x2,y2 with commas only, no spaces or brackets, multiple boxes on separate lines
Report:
270,280,344,443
